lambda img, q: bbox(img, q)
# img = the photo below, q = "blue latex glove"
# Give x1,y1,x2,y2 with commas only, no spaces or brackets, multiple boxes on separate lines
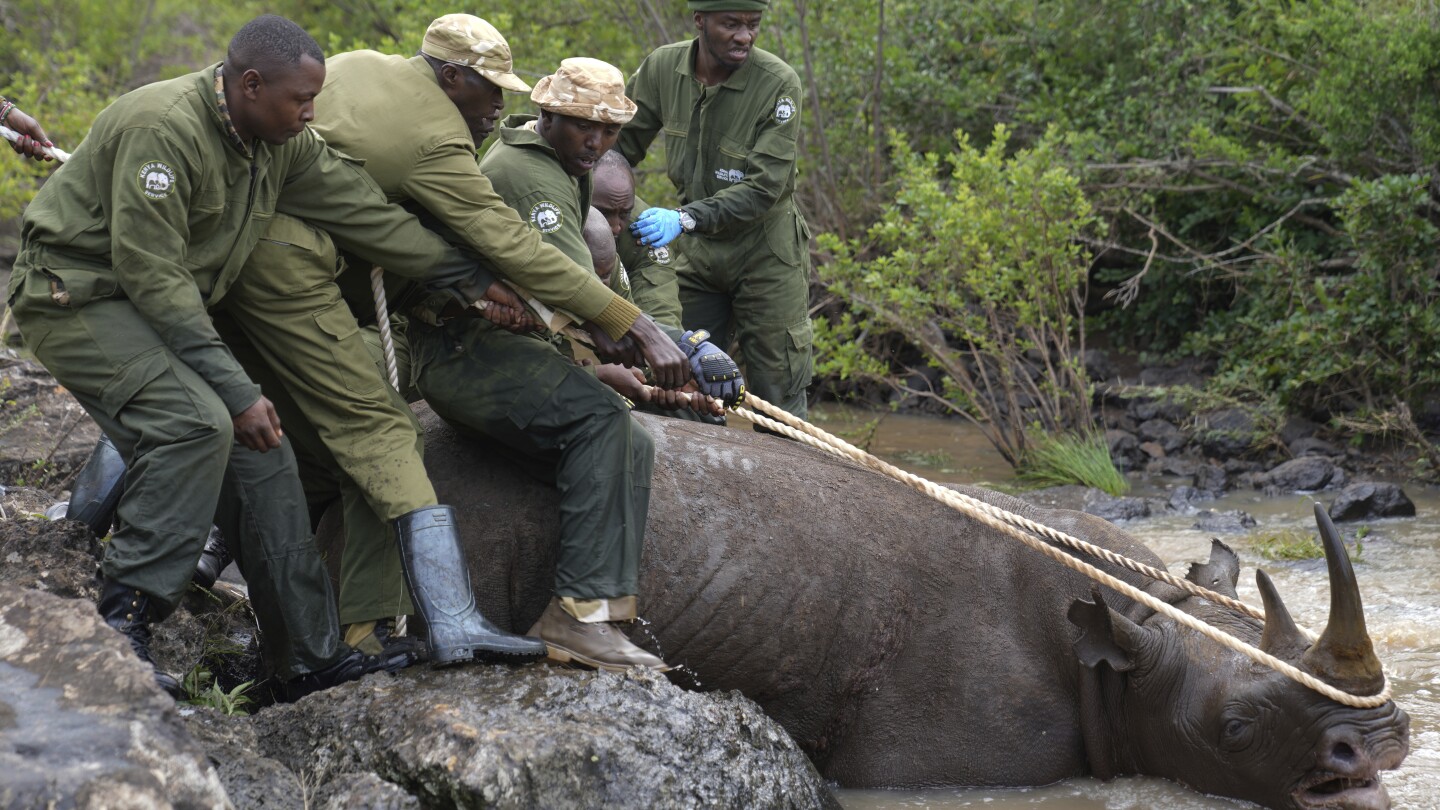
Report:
679,329,746,407
630,207,683,248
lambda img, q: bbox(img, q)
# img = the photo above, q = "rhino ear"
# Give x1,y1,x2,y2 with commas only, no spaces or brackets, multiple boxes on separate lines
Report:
1185,539,1241,599
1068,586,1147,672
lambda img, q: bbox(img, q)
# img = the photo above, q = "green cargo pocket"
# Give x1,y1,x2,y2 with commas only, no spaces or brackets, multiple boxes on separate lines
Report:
98,349,170,418
766,210,809,268
314,300,384,396
784,318,815,400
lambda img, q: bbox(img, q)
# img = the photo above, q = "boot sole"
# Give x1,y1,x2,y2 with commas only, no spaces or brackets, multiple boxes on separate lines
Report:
541,642,673,674
428,645,548,668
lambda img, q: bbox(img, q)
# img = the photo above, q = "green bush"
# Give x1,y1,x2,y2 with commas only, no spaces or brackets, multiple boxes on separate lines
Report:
1018,430,1128,496
816,125,1097,466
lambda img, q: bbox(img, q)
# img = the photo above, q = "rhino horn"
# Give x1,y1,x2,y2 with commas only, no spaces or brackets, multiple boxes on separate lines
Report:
1301,502,1385,695
1256,569,1308,662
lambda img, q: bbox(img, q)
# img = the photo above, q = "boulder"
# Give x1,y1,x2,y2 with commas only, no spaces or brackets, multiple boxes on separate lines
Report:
1278,416,1322,446
1191,509,1258,533
1194,408,1258,458
1256,457,1347,494
1138,419,1186,453
1081,491,1153,522
1193,464,1228,496
0,586,231,809
1328,483,1417,523
1105,429,1142,471
188,666,837,810
1289,436,1340,458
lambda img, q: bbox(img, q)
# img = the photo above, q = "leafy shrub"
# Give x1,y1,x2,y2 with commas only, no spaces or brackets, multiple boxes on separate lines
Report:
816,125,1098,466
1018,430,1128,495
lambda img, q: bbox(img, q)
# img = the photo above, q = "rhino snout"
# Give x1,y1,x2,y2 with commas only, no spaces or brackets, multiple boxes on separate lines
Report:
1291,712,1409,810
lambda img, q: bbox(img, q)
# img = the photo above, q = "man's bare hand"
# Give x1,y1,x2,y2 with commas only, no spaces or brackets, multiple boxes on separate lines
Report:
6,107,54,161
233,396,283,452
476,282,540,333
595,363,647,402
584,321,643,367
628,316,689,390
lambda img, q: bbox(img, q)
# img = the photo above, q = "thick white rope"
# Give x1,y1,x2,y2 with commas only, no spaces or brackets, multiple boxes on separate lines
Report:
0,124,69,162
727,394,1390,709
369,266,400,391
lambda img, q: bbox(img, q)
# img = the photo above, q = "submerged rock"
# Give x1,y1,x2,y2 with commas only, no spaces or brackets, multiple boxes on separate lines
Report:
1257,457,1347,494
1192,509,1258,533
1328,483,1416,523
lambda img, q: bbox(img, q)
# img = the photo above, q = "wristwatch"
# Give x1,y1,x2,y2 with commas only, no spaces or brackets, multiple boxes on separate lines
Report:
675,208,697,234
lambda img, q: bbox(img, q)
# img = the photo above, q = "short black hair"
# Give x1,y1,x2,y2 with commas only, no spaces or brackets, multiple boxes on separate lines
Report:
596,149,634,179
226,15,324,74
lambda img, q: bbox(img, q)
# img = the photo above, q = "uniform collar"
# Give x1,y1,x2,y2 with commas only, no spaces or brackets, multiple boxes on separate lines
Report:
680,37,752,92
211,63,254,160
496,114,553,155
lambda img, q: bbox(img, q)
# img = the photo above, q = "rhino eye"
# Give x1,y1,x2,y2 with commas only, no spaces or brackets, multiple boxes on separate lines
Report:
1220,711,1258,753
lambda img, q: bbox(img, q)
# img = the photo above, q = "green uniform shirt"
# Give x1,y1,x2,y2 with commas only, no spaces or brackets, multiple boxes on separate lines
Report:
618,39,802,237
311,52,640,339
12,64,481,416
480,115,593,273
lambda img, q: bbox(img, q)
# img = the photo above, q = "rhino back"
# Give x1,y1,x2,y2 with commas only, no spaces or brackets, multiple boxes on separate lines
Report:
409,405,1168,788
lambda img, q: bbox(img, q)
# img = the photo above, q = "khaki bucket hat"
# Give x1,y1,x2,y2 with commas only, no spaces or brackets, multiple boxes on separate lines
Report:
421,14,531,93
530,57,637,125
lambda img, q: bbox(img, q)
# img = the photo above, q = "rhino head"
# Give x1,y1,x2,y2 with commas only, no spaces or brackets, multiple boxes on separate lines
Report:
1068,503,1410,809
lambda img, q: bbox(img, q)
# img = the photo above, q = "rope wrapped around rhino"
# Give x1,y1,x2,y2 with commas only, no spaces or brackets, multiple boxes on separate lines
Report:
724,393,1392,710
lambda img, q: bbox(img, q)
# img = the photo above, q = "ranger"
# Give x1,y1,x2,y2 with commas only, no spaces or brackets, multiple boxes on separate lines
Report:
298,16,696,668
6,16,455,698
619,0,815,420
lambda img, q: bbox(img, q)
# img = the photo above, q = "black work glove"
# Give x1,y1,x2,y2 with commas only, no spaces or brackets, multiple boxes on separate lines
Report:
678,329,746,407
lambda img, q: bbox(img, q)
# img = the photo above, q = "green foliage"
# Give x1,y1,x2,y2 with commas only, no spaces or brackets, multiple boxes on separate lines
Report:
817,125,1097,466
1189,174,1440,413
1247,527,1363,563
182,665,255,716
1018,430,1128,496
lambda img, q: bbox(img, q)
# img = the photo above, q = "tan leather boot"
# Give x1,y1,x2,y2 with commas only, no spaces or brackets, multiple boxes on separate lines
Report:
526,598,671,673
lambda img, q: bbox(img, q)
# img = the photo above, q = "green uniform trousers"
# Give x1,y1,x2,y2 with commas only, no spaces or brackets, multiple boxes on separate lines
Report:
9,273,342,679
410,317,652,600
211,214,431,626
677,207,814,419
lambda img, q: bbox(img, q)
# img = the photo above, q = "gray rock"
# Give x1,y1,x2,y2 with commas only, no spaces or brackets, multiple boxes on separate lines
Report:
1105,429,1141,471
0,586,231,810
1167,485,1210,513
1138,419,1186,453
1195,408,1259,458
1223,458,1263,474
1279,416,1322,446
1139,441,1166,459
1257,457,1347,494
229,666,838,810
1328,483,1417,522
1289,436,1340,458
1192,509,1258,533
1194,464,1228,496
1083,349,1117,382
1153,456,1199,478
1082,491,1153,522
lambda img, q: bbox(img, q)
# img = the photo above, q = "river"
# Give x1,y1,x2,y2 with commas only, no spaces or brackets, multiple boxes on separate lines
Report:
801,406,1439,809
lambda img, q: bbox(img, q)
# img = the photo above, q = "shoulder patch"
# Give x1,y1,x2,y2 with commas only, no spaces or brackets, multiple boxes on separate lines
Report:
617,265,631,293
529,201,563,234
138,161,177,200
649,246,672,265
774,96,797,123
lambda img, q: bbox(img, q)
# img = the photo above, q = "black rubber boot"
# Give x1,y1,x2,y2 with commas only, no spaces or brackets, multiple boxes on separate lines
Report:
395,505,548,666
66,434,127,538
97,578,183,698
191,526,232,590
279,647,400,703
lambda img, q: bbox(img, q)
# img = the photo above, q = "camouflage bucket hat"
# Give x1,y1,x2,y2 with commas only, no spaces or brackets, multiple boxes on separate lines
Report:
530,57,637,125
421,14,531,93
689,0,770,10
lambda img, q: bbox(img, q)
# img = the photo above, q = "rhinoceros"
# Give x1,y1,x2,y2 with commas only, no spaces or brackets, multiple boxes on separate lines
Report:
333,405,1410,810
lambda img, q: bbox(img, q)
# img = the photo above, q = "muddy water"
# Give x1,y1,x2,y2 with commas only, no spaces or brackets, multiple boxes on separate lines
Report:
805,405,1440,809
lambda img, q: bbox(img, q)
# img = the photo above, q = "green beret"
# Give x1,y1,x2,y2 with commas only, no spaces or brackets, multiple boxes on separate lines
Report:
689,0,769,11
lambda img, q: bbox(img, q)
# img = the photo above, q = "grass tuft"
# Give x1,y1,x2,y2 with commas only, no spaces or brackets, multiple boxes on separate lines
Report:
1018,431,1129,496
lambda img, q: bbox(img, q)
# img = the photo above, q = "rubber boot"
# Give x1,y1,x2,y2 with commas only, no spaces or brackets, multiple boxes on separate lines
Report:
279,647,402,703
394,505,548,666
527,597,671,673
97,578,183,698
66,434,127,538
191,526,232,590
